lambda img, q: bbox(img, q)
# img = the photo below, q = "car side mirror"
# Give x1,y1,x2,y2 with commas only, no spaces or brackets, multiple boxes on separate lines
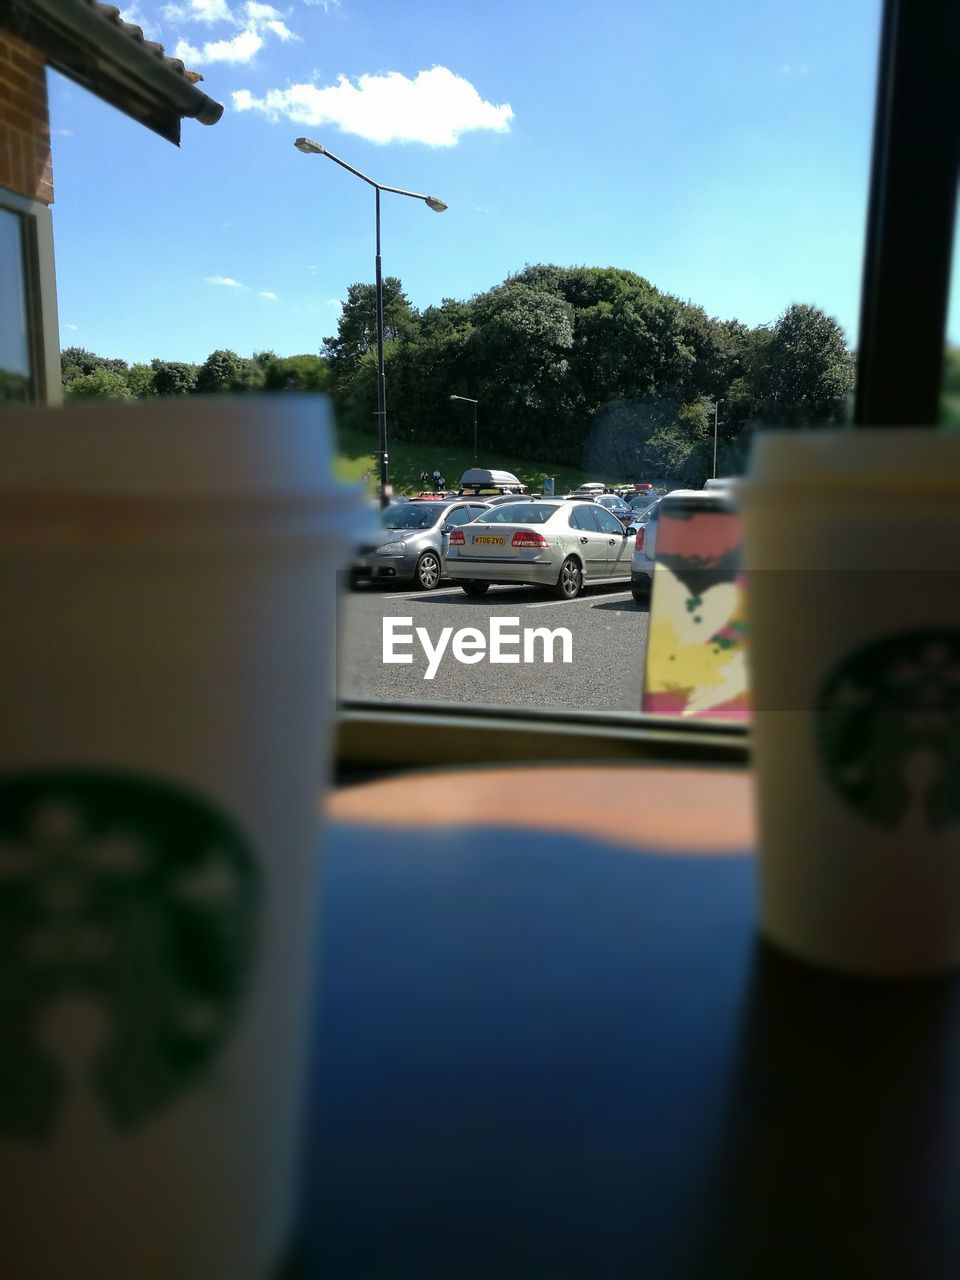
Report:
440,523,452,534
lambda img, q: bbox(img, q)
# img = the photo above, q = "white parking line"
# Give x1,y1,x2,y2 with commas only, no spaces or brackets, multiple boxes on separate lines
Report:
525,589,632,609
359,587,459,601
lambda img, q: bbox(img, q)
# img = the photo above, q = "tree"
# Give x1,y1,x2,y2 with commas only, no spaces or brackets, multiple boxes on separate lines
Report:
749,303,853,427
150,360,199,396
61,347,128,386
261,354,331,394
0,369,31,404
942,346,960,428
572,288,695,412
64,367,134,401
463,282,577,458
322,278,420,377
125,363,156,398
195,349,250,395
584,395,712,485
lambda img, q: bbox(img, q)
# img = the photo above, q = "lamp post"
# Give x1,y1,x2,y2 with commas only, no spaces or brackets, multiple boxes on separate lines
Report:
712,398,723,479
295,136,447,508
449,394,479,463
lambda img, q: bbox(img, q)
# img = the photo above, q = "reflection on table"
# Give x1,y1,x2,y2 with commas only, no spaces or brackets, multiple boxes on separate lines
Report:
288,767,960,1278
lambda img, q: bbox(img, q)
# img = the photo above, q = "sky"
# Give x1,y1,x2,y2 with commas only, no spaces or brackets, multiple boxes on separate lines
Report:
45,0,958,366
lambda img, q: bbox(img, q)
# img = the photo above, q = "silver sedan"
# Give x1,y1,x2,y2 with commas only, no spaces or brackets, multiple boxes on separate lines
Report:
444,500,636,600
352,499,491,590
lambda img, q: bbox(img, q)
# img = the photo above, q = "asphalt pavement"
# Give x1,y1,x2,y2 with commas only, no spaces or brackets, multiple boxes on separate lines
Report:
337,578,650,711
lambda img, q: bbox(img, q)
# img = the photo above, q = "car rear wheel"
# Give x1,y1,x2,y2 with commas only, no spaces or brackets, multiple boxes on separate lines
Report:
631,579,651,606
555,557,582,600
414,551,441,590
459,580,490,597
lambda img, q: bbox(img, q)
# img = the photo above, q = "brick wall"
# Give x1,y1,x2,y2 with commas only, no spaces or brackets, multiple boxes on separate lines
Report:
0,29,53,204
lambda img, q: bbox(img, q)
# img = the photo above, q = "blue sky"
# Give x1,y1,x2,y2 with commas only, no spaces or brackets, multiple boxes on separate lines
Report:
47,0,955,366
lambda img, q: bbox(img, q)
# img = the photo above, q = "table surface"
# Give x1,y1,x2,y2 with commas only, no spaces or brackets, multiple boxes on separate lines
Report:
291,765,960,1279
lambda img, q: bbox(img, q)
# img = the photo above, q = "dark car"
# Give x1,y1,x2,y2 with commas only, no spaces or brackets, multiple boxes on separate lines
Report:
352,499,490,589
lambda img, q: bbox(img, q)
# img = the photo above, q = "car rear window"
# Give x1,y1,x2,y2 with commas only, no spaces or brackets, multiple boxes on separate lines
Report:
483,503,554,524
381,503,447,529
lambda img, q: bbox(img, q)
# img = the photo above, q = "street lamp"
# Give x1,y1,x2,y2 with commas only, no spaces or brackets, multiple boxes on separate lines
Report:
449,394,479,464
295,136,447,507
712,398,723,479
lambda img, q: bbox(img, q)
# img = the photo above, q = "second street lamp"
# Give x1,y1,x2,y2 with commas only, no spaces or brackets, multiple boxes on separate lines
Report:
295,136,447,507
449,394,479,464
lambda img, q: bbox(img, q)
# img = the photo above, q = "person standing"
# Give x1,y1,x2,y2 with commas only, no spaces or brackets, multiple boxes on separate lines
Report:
432,468,442,492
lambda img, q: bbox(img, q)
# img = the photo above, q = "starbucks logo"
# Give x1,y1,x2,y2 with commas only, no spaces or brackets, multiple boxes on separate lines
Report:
0,770,260,1141
816,631,960,830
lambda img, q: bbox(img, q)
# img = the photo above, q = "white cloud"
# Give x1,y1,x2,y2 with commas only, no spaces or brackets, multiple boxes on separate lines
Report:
170,0,297,66
120,3,164,39
258,290,278,300
163,0,234,23
177,29,263,64
325,297,342,307
301,0,341,9
52,127,74,137
205,275,244,287
778,63,810,76
232,65,514,146
65,323,79,331
265,18,296,39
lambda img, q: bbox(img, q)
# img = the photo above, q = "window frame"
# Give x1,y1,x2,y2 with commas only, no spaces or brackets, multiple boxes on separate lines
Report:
0,189,61,406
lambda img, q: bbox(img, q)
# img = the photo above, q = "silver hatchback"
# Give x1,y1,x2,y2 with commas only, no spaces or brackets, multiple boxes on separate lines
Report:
352,499,491,590
444,500,635,600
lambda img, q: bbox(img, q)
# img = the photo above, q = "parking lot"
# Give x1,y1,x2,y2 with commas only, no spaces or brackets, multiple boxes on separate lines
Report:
337,578,650,712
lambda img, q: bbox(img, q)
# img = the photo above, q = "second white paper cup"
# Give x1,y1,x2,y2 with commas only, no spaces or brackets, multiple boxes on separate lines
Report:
741,428,960,977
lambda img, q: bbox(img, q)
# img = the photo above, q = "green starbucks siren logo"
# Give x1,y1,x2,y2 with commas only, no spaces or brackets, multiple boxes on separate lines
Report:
816,630,960,831
0,769,261,1141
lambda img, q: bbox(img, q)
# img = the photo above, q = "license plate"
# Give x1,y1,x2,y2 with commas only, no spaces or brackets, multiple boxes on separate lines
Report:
473,535,504,545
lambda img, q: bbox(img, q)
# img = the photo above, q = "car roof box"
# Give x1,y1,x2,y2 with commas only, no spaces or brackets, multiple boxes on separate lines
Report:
459,467,523,490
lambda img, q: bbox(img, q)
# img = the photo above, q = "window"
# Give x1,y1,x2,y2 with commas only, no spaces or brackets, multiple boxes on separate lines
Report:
943,207,960,428
444,507,473,526
484,504,553,525
0,207,33,404
592,507,627,536
330,0,888,723
40,0,930,737
0,192,59,407
380,503,448,530
569,506,597,532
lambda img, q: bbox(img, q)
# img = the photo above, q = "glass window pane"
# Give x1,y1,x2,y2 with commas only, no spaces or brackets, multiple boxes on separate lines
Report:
334,0,880,718
0,208,32,405
41,0,885,720
943,206,959,429
593,507,625,535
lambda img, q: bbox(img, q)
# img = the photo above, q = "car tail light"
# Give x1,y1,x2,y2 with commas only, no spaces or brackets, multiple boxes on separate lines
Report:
634,528,645,551
449,529,465,545
511,530,549,549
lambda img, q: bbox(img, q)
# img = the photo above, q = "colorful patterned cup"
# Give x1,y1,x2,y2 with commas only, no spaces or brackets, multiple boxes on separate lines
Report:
741,429,960,976
0,397,368,1277
642,488,750,721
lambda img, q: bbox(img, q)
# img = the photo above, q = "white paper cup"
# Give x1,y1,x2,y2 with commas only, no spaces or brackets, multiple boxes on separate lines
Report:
740,429,960,977
0,397,368,1278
